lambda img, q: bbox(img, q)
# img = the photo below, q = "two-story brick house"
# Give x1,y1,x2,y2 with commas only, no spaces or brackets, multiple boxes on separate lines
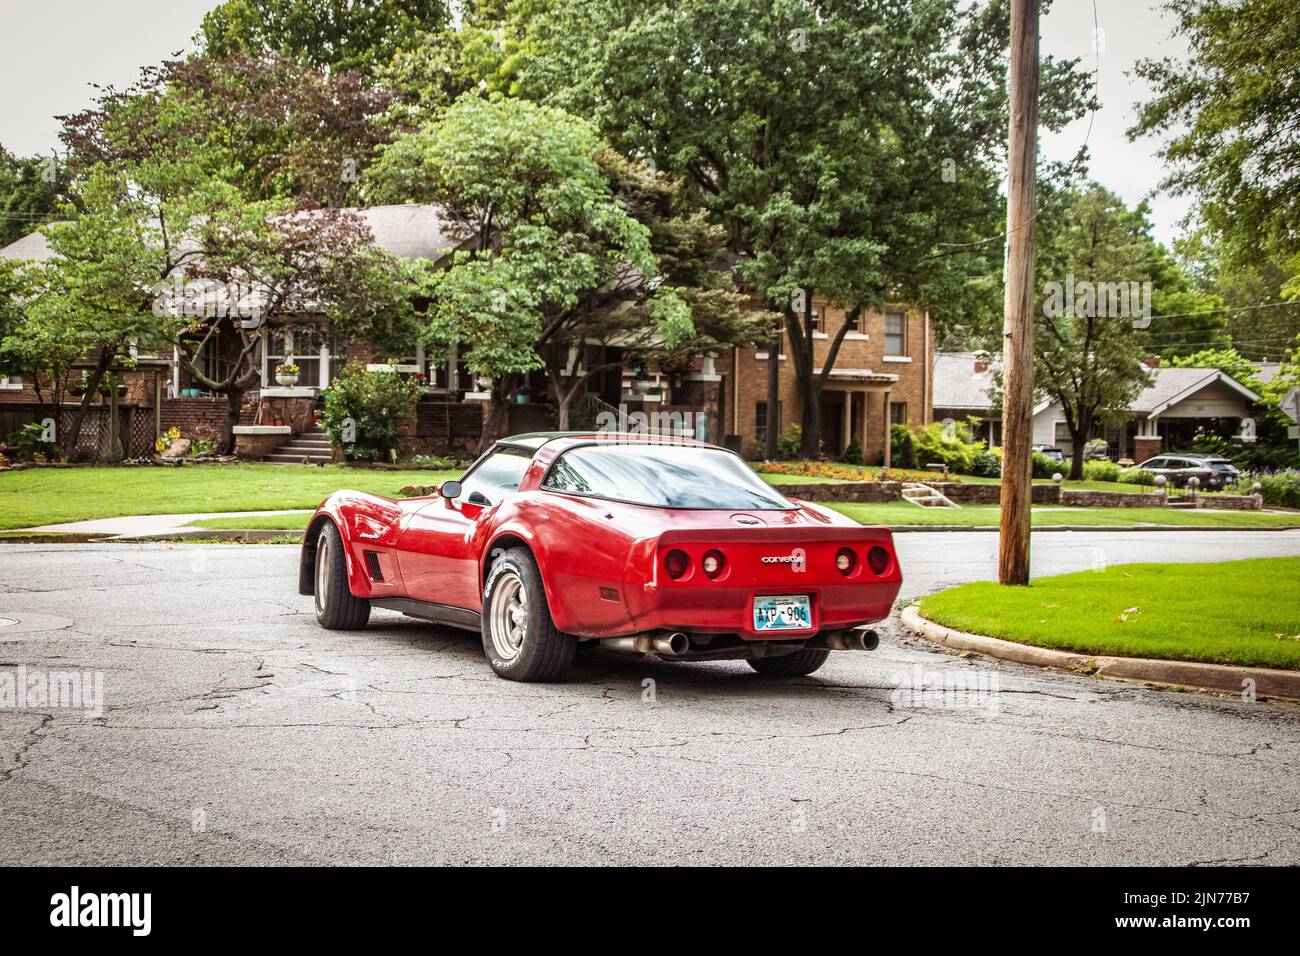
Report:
724,299,934,464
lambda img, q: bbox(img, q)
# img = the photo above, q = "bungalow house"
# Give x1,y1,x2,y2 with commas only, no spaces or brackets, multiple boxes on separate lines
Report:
933,351,1263,462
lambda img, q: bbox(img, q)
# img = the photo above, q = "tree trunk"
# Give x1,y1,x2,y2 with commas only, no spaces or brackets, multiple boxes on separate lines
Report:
799,385,822,458
61,354,113,456
477,378,515,453
1068,422,1087,480
763,329,781,459
219,387,245,456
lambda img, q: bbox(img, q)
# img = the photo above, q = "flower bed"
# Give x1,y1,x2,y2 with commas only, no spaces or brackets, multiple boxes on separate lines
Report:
753,460,954,483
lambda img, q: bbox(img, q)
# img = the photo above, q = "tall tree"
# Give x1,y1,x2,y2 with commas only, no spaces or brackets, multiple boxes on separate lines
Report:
0,146,72,247
1132,0,1300,280
198,0,452,78
61,53,397,208
169,188,416,452
516,0,1094,455
369,95,729,445
1031,185,1156,479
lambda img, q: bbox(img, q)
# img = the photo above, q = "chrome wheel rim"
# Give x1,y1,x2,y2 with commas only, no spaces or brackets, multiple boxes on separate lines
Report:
315,533,329,615
489,570,528,661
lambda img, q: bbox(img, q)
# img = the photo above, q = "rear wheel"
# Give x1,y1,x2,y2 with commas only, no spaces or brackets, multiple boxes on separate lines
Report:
747,646,830,677
481,547,576,682
314,521,370,629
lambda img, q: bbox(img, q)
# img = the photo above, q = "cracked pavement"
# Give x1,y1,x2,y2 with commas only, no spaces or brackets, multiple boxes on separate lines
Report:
0,530,1297,865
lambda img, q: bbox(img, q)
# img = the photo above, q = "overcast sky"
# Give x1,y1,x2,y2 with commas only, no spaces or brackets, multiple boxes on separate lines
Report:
0,0,1191,243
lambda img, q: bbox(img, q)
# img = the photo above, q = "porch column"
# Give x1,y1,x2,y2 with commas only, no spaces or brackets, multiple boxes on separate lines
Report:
841,391,852,451
172,345,181,398
882,389,893,469
319,344,331,389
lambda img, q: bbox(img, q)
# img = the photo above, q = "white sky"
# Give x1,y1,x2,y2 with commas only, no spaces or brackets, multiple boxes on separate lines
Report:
0,0,1190,243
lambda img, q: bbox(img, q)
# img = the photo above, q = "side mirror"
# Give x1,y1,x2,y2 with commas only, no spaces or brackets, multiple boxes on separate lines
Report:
439,480,462,500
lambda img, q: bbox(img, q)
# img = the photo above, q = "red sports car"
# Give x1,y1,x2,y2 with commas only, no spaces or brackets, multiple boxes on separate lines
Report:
300,433,902,681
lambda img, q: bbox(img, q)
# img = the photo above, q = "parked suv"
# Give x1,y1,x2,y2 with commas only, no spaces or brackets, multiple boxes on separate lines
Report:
1135,452,1240,489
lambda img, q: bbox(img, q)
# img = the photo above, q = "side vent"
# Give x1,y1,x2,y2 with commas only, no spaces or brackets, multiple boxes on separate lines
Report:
364,550,384,582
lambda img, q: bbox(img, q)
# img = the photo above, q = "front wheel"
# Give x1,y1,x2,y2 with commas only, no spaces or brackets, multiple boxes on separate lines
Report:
481,547,576,682
748,646,830,677
314,520,370,629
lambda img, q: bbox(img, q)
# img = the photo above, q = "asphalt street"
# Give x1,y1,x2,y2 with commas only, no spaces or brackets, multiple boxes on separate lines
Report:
1,530,1298,865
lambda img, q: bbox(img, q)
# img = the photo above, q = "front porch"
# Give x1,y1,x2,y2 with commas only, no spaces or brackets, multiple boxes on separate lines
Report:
818,370,900,466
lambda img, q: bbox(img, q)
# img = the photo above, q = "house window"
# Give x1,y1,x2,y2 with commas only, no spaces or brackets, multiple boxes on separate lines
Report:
0,375,22,390
884,311,906,356
890,402,907,425
755,401,769,446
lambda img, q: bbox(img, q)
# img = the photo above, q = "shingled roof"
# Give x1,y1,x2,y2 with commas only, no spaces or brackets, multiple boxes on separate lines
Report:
0,203,465,264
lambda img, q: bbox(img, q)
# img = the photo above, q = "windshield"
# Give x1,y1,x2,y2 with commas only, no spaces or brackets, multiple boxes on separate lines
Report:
542,444,794,510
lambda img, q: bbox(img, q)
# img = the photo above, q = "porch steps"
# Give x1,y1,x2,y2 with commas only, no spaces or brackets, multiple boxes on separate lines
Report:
901,482,958,508
264,427,334,464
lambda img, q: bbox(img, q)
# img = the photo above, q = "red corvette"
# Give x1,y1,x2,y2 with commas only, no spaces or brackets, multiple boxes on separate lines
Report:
300,433,902,681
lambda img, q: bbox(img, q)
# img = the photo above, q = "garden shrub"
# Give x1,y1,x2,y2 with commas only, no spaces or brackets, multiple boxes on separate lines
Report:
1031,451,1062,479
970,450,1001,477
908,421,982,473
1231,469,1300,508
890,424,918,469
1082,459,1122,482
841,436,864,466
321,363,421,462
1118,467,1155,486
777,425,803,460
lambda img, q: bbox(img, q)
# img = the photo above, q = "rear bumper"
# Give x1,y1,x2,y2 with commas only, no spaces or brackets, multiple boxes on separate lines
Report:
628,580,897,640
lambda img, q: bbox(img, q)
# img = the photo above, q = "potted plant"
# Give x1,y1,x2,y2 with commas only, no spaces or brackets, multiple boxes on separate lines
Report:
275,362,301,387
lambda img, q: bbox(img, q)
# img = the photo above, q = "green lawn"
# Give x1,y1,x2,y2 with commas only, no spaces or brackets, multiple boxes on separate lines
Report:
829,501,1300,528
0,464,460,530
918,558,1300,669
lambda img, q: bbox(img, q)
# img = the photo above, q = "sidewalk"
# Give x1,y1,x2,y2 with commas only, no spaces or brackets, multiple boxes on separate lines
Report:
17,510,309,539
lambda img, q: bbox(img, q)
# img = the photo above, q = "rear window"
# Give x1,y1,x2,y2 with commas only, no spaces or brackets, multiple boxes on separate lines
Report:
542,444,794,510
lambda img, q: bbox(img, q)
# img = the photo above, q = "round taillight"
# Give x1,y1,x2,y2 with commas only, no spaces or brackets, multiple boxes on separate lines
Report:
664,549,690,579
835,548,856,575
867,546,890,575
703,550,725,578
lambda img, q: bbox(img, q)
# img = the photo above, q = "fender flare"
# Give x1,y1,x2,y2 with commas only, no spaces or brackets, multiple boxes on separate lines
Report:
480,524,570,627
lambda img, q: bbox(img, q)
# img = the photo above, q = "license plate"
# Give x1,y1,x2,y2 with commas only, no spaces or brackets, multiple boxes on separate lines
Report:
753,594,812,631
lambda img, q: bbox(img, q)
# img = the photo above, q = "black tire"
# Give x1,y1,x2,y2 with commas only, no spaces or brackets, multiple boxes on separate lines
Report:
747,646,831,677
481,547,576,682
313,521,370,630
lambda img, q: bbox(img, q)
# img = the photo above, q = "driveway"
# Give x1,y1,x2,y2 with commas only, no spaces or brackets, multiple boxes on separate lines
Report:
0,530,1297,865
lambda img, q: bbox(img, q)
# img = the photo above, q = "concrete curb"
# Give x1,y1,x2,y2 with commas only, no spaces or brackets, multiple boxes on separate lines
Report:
890,525,1300,533
899,604,1300,702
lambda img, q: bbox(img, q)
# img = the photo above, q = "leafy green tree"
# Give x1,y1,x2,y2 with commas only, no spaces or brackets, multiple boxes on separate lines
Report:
370,94,723,442
6,169,184,457
0,147,71,247
1132,0,1300,279
1030,185,1159,479
61,53,397,207
515,0,1095,456
172,184,417,453
199,0,451,78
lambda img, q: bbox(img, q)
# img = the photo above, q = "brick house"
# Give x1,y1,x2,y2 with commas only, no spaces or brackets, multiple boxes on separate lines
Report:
723,299,934,464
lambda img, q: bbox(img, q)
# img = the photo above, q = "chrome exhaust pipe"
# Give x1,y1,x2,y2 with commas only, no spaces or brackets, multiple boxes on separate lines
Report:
818,628,879,651
600,631,690,656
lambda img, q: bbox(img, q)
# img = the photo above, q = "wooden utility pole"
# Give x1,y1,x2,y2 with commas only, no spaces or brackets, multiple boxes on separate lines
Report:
998,0,1040,585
